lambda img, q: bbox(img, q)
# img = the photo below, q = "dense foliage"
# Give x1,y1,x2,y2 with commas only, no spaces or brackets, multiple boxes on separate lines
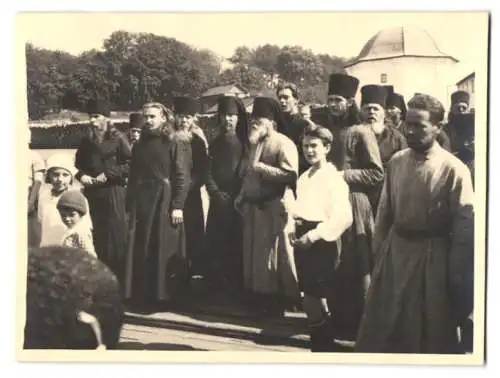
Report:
27,31,352,121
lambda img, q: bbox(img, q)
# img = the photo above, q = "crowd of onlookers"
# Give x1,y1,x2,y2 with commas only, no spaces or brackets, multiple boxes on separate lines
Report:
25,73,475,354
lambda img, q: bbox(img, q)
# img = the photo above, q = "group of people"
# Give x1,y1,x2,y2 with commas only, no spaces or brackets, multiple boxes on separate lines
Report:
26,71,475,354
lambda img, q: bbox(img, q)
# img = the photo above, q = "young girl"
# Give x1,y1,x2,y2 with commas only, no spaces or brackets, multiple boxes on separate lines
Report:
57,190,96,257
37,153,92,247
289,126,353,352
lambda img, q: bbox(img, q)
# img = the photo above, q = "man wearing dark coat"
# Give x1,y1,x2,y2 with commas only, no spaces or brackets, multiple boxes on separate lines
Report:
445,90,472,154
75,98,131,284
124,102,192,309
277,82,311,175
385,90,407,131
205,95,250,291
172,96,209,281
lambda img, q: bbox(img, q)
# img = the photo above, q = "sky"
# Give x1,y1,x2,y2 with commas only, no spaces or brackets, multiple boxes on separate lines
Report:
19,12,488,80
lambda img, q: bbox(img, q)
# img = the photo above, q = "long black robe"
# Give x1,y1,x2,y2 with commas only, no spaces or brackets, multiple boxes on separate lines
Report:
75,129,131,283
205,132,247,288
124,128,192,304
370,125,408,214
184,132,209,277
281,112,310,175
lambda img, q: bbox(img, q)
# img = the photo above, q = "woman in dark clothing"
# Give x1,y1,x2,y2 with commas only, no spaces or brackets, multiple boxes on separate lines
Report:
205,96,250,291
173,97,209,280
124,102,192,309
75,99,131,283
312,74,385,349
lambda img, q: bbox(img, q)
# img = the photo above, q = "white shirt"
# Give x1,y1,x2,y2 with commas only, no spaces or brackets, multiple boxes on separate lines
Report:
293,162,353,243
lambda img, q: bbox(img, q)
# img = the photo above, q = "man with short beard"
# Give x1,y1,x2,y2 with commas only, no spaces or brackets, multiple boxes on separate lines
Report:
235,96,301,316
277,83,311,175
355,93,474,354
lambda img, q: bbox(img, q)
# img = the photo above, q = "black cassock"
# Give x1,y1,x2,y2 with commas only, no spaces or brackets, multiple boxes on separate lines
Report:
205,132,247,289
184,132,209,277
124,128,192,303
75,129,131,283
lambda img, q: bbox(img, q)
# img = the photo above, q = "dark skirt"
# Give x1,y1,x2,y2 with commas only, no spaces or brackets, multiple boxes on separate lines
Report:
124,178,189,303
84,185,128,283
293,219,339,298
184,189,206,277
205,196,243,288
329,191,374,341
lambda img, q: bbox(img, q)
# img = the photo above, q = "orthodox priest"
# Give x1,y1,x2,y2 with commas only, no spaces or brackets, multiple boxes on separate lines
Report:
205,95,250,291
173,96,209,280
235,96,301,316
124,102,192,310
355,93,474,354
75,98,131,283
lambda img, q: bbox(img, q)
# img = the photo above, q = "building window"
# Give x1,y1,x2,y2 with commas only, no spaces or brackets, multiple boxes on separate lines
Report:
380,73,388,83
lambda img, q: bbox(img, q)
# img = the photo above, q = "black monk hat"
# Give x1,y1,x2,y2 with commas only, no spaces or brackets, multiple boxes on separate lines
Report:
217,95,241,115
173,96,200,116
386,92,407,114
86,98,111,117
328,73,360,99
382,85,395,98
451,90,470,106
129,112,145,130
251,96,281,121
361,84,389,107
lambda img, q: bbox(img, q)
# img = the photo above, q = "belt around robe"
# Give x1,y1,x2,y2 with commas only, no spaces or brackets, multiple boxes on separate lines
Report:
394,224,451,240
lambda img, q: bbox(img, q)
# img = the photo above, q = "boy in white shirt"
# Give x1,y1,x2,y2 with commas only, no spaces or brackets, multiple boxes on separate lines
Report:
289,126,353,352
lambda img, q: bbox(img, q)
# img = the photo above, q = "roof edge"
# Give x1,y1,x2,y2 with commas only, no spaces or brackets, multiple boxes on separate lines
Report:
344,54,459,68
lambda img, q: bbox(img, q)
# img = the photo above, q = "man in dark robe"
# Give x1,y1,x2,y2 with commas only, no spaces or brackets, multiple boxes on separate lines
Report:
128,112,144,147
310,73,363,170
452,112,475,182
124,102,192,310
173,96,209,282
385,90,407,131
205,96,250,292
24,246,124,350
75,98,131,284
445,90,472,153
360,85,407,213
355,93,474,354
277,82,311,175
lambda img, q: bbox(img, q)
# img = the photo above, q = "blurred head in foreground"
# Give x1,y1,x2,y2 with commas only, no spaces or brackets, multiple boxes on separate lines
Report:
24,246,124,350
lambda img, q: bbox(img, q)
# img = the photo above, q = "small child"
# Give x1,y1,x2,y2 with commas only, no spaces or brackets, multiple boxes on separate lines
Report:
38,153,93,248
57,190,96,258
289,126,353,352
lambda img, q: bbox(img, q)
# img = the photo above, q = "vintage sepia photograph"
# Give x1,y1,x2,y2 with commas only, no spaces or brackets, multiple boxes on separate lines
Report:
15,11,488,364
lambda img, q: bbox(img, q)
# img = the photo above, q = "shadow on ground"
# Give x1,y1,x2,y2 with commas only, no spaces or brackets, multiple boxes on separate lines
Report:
118,341,207,351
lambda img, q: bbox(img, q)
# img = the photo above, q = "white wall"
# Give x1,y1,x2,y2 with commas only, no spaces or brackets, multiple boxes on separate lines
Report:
346,56,458,111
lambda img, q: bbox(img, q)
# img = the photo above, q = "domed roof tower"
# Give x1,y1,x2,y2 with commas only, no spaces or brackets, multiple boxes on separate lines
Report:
345,25,458,68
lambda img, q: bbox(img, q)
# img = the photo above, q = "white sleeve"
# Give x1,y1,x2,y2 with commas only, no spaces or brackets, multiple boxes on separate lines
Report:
307,172,353,243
